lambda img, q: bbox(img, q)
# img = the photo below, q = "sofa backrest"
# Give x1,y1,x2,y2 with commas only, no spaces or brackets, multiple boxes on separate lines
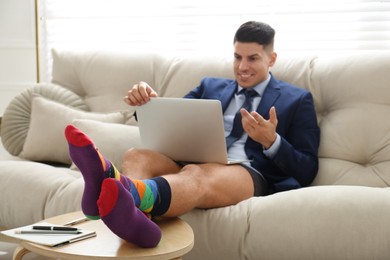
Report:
310,54,390,187
51,49,390,188
51,49,235,113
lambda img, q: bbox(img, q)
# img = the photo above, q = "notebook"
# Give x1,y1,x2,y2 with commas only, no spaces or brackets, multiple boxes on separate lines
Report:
1,222,96,247
136,97,250,164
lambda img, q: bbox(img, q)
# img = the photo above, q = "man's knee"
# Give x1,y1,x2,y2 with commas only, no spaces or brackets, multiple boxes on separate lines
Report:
123,148,182,178
123,147,145,160
122,148,154,176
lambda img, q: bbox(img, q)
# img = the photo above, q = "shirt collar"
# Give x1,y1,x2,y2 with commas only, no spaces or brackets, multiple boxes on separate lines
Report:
237,73,271,97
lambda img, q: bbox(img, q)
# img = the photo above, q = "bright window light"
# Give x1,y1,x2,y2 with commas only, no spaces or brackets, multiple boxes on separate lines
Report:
37,0,390,81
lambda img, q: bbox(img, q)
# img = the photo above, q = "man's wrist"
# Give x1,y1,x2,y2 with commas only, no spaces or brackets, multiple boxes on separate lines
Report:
263,134,277,149
263,134,281,159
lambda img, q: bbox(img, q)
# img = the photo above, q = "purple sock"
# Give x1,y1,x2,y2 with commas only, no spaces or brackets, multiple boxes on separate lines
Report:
98,178,162,248
65,125,109,219
65,124,171,221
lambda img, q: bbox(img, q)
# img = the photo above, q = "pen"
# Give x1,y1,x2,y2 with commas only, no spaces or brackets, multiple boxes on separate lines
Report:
63,216,89,226
15,230,81,235
33,225,78,231
53,232,97,247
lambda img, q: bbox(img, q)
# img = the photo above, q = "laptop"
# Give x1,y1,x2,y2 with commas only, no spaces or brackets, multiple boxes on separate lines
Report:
136,97,250,164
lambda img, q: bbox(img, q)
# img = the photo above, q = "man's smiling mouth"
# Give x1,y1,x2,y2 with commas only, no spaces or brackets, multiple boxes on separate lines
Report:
238,73,253,80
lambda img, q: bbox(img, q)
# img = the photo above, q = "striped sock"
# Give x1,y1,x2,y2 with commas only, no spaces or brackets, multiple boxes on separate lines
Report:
98,178,161,247
65,125,171,219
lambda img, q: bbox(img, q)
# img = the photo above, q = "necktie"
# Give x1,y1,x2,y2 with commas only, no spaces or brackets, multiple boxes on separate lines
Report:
226,89,258,149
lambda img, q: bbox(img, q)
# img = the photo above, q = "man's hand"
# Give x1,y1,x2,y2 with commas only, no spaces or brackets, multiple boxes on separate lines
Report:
124,81,158,106
241,106,278,149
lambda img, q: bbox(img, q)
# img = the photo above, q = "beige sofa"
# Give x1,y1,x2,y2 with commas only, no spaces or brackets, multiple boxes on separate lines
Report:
1,49,390,260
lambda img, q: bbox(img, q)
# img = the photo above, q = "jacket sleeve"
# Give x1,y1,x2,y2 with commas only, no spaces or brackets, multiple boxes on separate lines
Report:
271,91,320,187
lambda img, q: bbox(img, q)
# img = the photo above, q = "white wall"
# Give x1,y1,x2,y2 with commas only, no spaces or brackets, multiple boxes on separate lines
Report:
0,0,37,115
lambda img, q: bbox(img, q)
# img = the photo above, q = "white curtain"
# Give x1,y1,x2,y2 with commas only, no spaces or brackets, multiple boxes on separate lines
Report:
37,0,390,82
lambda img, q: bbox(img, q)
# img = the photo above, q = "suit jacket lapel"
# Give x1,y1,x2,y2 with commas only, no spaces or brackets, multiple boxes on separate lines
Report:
217,77,281,116
256,76,281,118
220,81,237,112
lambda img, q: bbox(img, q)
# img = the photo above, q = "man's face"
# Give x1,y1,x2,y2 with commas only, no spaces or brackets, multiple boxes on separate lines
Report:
233,41,277,88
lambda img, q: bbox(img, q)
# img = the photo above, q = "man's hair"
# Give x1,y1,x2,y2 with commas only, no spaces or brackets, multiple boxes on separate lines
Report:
234,21,275,51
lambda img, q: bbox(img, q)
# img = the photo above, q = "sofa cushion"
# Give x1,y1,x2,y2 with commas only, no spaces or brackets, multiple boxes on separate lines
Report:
19,95,129,165
310,53,390,187
70,119,141,171
182,185,390,260
0,160,83,228
1,83,88,156
51,49,164,114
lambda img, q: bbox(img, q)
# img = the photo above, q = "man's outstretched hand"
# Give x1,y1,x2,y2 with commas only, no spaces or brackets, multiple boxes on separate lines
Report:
241,106,278,149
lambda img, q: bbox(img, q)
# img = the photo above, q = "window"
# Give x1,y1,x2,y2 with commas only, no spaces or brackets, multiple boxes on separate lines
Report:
37,0,390,81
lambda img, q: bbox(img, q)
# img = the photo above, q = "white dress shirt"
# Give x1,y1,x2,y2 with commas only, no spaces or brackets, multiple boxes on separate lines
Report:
223,74,281,164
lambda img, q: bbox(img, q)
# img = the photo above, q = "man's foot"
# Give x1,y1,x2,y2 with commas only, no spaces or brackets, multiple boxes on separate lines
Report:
65,124,171,220
65,124,117,219
98,178,162,248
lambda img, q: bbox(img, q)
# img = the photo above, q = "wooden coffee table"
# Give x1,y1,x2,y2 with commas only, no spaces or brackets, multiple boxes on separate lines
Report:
13,211,194,260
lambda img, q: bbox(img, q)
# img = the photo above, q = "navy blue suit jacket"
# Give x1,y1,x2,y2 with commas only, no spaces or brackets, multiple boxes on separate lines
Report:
184,76,320,192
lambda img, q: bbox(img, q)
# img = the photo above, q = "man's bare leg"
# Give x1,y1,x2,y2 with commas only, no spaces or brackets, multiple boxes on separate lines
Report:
66,126,256,247
163,163,255,216
122,148,182,179
122,148,256,217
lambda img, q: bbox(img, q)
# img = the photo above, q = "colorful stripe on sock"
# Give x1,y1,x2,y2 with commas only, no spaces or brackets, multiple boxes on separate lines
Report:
129,179,157,213
103,160,121,181
129,181,141,207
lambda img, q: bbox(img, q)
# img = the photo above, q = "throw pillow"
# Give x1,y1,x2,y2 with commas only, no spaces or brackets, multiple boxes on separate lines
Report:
70,119,141,172
20,95,129,164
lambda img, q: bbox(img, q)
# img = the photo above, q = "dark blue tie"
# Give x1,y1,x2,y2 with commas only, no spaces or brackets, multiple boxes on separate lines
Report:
226,89,258,149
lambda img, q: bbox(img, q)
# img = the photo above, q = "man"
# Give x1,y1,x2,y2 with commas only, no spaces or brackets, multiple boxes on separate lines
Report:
65,21,320,248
